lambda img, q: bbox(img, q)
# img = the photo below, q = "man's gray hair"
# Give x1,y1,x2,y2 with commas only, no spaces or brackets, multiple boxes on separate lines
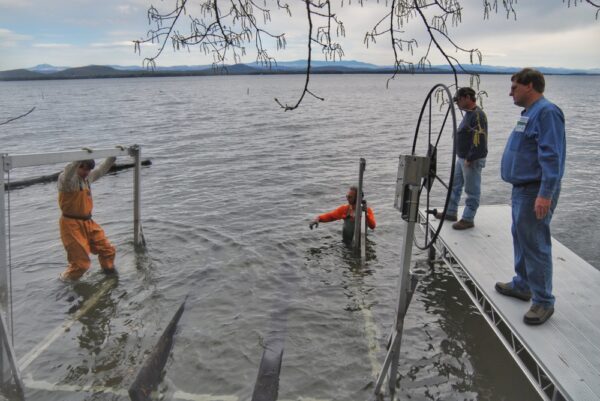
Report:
512,68,545,93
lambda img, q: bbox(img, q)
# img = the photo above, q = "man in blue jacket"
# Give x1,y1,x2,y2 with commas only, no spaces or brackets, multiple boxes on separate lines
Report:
435,87,488,230
495,68,566,325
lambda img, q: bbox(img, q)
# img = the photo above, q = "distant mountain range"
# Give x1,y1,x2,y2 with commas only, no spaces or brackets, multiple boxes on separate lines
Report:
1,61,598,81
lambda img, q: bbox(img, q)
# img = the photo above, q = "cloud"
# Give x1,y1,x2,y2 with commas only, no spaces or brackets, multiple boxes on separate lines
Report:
90,40,156,49
107,30,140,37
465,23,600,68
0,28,31,47
0,0,32,7
116,5,137,15
33,43,72,48
90,41,137,48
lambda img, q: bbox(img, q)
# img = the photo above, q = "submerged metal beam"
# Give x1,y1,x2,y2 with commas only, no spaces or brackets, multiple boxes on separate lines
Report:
3,160,152,190
251,337,284,401
0,313,23,400
18,278,116,371
251,265,296,401
3,147,131,170
128,299,186,401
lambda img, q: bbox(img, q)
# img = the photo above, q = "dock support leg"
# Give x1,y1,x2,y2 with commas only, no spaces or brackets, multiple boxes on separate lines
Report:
0,156,24,399
131,145,144,248
353,158,366,256
374,191,418,395
0,155,8,381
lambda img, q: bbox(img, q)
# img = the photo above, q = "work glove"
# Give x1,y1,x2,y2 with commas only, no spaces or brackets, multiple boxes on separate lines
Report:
82,147,93,153
115,145,126,151
309,219,319,230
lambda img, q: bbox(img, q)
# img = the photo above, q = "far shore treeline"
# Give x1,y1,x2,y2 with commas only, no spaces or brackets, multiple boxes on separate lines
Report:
1,62,599,82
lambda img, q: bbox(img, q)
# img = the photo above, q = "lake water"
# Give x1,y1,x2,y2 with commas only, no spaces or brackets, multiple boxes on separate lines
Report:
0,73,599,401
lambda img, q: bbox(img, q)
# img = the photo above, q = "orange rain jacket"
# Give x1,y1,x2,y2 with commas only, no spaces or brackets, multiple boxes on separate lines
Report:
58,158,116,280
317,204,376,229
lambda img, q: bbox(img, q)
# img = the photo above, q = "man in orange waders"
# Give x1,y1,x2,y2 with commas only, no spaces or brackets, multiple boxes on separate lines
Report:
58,151,118,280
309,186,376,243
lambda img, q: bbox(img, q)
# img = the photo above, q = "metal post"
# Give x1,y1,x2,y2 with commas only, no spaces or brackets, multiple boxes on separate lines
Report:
0,314,23,399
388,187,418,394
353,158,366,255
0,155,8,318
131,145,143,248
361,212,367,264
374,186,419,395
0,155,6,382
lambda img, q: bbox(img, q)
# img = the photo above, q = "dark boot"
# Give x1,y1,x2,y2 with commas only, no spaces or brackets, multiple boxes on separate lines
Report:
452,219,474,230
523,304,554,325
495,282,532,301
434,211,457,221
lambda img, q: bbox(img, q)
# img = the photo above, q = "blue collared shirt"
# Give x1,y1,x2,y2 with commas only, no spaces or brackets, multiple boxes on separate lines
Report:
501,97,566,199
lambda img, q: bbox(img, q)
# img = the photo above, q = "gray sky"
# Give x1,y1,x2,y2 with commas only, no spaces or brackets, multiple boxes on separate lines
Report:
0,0,599,70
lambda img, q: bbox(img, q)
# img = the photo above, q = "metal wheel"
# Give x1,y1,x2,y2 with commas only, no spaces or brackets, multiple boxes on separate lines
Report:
411,84,457,250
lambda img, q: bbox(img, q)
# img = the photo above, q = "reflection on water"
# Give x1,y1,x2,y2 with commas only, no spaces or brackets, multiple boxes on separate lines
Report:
65,279,119,383
308,236,377,312
395,260,539,401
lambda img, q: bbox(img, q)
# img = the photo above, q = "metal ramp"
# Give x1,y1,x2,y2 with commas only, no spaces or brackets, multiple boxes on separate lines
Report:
421,204,600,401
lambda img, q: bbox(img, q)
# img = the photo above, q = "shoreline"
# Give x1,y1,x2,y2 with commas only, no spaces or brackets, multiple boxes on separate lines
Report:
2,66,598,82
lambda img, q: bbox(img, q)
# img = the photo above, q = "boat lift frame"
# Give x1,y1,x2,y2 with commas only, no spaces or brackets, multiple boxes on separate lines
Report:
374,83,457,397
0,145,144,396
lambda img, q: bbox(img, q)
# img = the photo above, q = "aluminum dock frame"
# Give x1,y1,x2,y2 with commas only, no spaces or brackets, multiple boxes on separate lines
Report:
421,204,600,401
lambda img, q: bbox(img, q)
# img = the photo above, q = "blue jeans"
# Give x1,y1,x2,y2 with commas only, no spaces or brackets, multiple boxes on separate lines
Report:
510,183,560,307
447,158,485,222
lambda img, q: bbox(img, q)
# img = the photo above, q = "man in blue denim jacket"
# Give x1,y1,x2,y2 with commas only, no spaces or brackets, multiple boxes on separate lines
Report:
435,87,488,230
495,68,566,325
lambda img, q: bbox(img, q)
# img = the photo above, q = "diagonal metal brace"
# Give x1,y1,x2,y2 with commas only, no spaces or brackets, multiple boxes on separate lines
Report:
128,299,186,401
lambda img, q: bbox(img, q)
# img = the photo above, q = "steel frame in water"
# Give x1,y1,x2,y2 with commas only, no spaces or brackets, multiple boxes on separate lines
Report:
424,221,567,401
0,146,144,394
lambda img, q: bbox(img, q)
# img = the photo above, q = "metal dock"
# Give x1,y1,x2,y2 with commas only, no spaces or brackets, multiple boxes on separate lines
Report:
421,204,600,401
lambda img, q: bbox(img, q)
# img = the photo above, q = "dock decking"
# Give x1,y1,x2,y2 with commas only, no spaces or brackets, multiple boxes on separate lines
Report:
420,205,600,401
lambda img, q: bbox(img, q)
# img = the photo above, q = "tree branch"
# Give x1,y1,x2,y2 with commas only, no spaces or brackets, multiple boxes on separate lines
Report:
134,0,599,110
0,107,36,127
275,0,325,111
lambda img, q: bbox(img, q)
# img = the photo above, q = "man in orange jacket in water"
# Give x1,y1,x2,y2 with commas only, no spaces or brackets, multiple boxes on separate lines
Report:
310,186,376,242
58,149,118,280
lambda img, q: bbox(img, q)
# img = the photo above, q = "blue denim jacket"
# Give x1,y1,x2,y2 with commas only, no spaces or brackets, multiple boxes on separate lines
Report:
501,97,566,199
